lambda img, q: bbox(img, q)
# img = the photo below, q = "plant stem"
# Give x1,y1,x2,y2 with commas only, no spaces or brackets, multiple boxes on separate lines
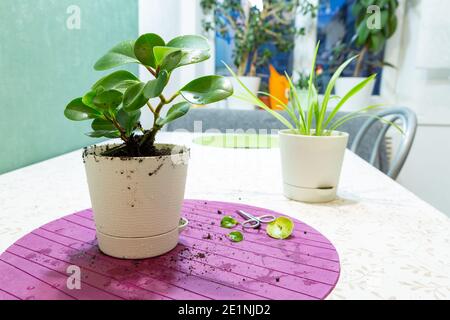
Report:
354,45,368,77
165,92,180,104
147,102,155,114
238,52,249,76
106,114,129,143
146,66,157,78
249,50,258,77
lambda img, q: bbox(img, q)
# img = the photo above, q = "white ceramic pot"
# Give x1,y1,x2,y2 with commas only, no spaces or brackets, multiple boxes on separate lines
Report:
226,76,261,110
335,77,375,111
279,130,349,203
83,144,190,259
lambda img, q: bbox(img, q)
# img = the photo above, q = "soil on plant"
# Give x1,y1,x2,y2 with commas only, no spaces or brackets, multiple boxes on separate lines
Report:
103,144,174,158
83,141,188,160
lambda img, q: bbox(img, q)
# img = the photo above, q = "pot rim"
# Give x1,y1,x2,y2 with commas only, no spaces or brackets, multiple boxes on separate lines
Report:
279,129,349,140
83,143,190,160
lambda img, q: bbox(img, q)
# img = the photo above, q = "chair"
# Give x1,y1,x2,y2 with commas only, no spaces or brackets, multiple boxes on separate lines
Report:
351,107,417,180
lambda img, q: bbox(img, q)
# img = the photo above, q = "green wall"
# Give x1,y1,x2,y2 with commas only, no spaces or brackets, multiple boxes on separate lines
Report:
0,0,138,174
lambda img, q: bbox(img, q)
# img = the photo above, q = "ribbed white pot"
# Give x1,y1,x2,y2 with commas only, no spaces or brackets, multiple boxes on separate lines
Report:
279,130,349,203
226,76,261,110
335,77,375,111
83,144,190,259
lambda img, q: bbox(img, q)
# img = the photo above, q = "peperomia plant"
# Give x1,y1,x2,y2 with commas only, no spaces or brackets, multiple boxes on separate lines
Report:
227,42,402,136
65,33,233,157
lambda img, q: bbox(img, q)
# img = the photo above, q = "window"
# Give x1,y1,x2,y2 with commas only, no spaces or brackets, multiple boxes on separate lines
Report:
316,0,385,94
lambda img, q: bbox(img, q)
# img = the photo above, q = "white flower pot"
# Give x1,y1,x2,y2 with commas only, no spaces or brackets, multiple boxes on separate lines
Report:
83,144,190,259
335,77,375,111
226,76,261,110
279,130,349,203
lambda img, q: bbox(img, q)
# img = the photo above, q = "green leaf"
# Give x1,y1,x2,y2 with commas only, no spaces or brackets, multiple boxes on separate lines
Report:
134,33,165,68
123,82,148,111
156,102,191,127
166,35,211,67
228,231,244,243
117,109,141,136
356,21,370,46
92,71,140,94
325,74,377,129
86,130,121,139
91,118,116,131
143,70,169,99
369,32,386,54
180,75,233,105
92,90,123,110
94,40,140,71
387,15,398,38
266,217,295,240
153,47,182,66
64,98,100,121
160,50,183,72
167,35,210,51
221,216,238,229
82,90,98,108
224,63,294,130
317,55,358,134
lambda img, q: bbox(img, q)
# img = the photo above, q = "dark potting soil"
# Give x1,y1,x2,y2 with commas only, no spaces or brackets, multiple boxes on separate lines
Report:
103,145,174,158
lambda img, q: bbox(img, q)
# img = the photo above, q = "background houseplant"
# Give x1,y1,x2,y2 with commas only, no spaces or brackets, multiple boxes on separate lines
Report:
65,33,233,259
335,0,399,111
200,0,316,109
228,42,400,203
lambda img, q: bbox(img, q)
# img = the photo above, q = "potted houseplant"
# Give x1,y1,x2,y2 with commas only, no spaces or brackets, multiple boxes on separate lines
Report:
228,43,400,203
335,0,399,111
64,33,233,259
200,0,316,109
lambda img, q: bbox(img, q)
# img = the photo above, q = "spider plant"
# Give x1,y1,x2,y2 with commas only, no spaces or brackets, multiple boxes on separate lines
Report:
226,42,402,136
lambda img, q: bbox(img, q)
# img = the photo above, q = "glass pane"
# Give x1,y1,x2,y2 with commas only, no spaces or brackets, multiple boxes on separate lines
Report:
213,2,295,87
316,0,384,94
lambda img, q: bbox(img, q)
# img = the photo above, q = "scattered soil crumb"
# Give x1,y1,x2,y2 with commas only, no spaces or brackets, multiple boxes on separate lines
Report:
196,253,206,259
203,234,212,240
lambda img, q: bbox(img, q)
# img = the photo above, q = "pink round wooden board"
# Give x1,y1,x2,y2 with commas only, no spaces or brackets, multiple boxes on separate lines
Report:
0,200,340,300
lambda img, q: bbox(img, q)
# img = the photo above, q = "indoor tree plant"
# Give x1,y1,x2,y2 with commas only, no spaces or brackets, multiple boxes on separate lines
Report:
65,33,233,259
200,0,316,109
335,0,399,111
227,42,400,203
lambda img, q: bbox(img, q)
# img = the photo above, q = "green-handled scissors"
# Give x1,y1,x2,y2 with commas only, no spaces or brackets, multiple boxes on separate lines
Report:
236,210,276,229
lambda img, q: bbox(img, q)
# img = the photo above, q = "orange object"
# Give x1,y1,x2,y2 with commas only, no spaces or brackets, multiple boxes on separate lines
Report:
258,95,271,109
269,65,289,110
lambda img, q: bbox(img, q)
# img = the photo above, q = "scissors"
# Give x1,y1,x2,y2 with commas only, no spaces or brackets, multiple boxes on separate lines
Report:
236,210,276,229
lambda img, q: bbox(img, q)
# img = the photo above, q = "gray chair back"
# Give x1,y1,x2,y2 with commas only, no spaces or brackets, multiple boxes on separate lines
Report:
351,107,417,180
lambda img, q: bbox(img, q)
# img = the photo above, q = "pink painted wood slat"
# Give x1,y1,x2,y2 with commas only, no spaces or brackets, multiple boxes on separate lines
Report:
0,200,340,300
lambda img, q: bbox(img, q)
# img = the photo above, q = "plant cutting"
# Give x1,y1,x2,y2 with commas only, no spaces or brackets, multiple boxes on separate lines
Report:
267,217,295,240
200,0,316,109
335,0,399,111
65,33,233,259
220,212,294,241
227,42,401,203
228,231,244,243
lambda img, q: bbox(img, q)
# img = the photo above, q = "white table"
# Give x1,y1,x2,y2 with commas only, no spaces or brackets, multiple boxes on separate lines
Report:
0,132,449,300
